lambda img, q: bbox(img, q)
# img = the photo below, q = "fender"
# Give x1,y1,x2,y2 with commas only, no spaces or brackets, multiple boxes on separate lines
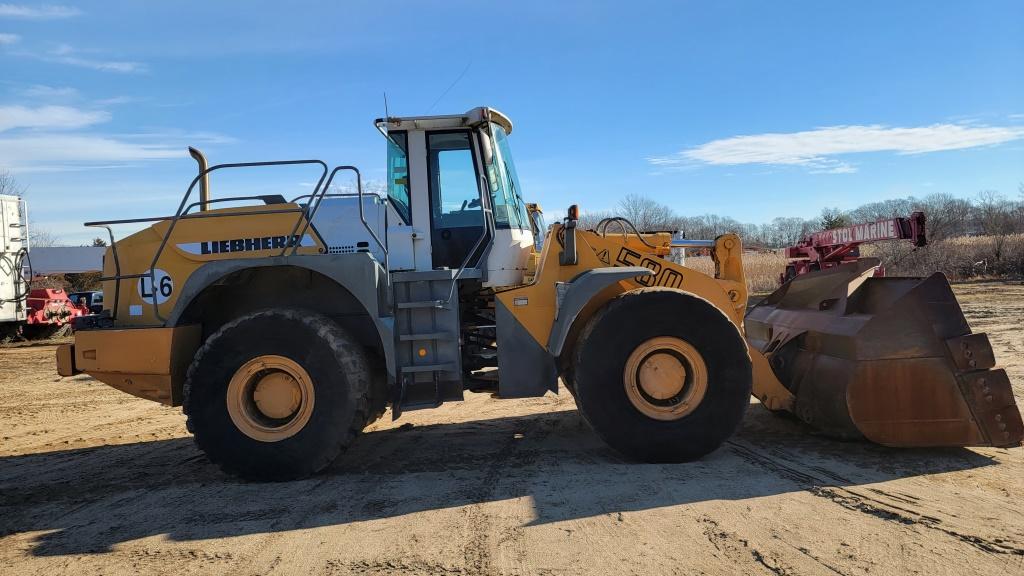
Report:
165,253,395,377
547,266,653,358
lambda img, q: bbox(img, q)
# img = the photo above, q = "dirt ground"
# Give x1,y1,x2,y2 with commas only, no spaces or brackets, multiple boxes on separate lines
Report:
1,282,1022,576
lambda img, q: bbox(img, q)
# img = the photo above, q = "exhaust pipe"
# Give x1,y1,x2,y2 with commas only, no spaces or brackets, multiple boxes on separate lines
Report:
188,146,210,212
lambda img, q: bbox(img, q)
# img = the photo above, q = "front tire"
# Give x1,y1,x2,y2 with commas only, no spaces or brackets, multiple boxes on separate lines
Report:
183,309,371,481
573,288,752,462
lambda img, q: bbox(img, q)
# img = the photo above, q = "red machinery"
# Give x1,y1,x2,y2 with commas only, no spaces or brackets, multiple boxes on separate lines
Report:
781,211,927,284
24,287,86,337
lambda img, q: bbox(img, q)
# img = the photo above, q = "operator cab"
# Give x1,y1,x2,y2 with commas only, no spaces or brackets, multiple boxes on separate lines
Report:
375,107,535,287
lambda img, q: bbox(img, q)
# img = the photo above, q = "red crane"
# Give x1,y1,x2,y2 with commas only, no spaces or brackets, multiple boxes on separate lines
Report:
781,211,927,284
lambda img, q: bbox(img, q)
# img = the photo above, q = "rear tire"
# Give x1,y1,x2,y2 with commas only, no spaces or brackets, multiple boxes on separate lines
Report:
183,309,370,481
573,288,752,462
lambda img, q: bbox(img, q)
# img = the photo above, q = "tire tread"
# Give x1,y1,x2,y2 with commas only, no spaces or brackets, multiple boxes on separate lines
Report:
183,308,370,480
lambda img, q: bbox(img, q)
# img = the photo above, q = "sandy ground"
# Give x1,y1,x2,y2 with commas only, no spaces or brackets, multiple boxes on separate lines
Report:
1,282,1022,576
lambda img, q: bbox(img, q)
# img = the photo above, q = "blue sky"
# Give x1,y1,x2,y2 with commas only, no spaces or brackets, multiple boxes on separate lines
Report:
1,1,1022,244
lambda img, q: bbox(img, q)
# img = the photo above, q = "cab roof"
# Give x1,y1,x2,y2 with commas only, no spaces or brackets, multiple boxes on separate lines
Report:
376,106,513,135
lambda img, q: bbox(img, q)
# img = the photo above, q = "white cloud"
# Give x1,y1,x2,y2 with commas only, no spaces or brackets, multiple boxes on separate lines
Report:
18,84,79,99
0,104,109,132
0,134,186,170
0,32,19,44
94,95,134,106
16,44,148,74
0,131,232,172
0,4,81,19
0,83,226,173
46,48,147,73
112,130,236,145
0,103,225,171
649,123,1024,174
15,85,134,106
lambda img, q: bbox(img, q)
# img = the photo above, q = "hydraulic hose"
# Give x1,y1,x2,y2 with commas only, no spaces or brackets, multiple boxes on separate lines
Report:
0,247,31,305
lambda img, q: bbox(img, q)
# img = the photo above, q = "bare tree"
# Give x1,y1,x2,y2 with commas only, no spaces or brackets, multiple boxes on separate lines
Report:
576,208,615,231
767,217,810,246
974,190,1014,236
560,189,1022,250
915,193,971,241
1,171,59,247
1015,183,1024,232
0,170,26,197
29,228,58,248
617,194,678,232
847,197,914,223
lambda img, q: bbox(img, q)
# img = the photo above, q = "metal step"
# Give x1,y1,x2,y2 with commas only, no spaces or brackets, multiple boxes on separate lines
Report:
391,271,465,417
399,332,451,342
400,362,457,374
396,300,446,309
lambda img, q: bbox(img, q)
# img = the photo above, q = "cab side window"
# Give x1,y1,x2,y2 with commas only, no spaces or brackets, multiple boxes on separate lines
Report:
387,131,411,224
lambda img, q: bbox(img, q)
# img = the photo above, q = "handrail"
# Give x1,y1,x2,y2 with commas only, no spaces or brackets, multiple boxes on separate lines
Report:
84,197,295,228
86,206,306,228
149,159,330,321
180,195,291,215
90,159,330,324
84,224,123,320
315,166,389,270
289,190,370,204
439,172,495,307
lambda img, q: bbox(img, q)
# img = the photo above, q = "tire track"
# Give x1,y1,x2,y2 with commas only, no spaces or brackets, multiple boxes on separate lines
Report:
458,415,550,576
726,440,1024,556
698,515,801,576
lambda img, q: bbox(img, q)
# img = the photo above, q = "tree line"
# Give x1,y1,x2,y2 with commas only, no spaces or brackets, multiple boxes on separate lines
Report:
578,187,1024,248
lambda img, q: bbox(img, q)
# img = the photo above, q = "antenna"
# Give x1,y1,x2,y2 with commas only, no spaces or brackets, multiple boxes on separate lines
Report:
376,91,401,149
426,60,471,114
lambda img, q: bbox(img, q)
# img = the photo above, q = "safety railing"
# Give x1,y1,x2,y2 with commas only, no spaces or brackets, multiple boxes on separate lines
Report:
311,166,389,272
86,159,331,324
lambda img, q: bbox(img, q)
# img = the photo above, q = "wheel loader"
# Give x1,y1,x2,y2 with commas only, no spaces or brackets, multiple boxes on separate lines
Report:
56,107,1023,480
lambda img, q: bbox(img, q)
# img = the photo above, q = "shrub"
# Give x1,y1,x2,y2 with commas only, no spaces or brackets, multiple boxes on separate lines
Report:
863,234,1024,280
682,234,1024,295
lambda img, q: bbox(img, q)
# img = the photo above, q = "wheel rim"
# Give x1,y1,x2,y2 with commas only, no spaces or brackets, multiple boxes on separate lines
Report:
227,355,315,442
624,336,708,421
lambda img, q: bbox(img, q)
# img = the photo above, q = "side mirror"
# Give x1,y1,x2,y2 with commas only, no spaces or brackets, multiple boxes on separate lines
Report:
479,129,494,165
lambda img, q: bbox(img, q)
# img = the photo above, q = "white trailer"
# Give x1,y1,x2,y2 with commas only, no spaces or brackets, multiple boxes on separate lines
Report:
0,194,29,332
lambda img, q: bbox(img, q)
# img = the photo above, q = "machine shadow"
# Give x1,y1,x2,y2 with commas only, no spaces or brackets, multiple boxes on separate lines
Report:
1,404,997,557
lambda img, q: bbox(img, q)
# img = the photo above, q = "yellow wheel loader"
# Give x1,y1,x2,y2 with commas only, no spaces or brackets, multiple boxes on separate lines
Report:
56,107,1023,480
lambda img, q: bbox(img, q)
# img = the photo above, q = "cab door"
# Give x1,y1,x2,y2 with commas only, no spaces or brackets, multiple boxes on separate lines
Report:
425,131,486,270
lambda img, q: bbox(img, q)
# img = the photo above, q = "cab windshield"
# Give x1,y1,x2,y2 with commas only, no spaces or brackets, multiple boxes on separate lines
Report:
485,123,531,230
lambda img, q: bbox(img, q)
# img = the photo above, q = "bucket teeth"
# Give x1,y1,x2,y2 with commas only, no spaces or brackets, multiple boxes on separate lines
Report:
956,369,1024,447
945,333,995,371
746,259,1024,448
